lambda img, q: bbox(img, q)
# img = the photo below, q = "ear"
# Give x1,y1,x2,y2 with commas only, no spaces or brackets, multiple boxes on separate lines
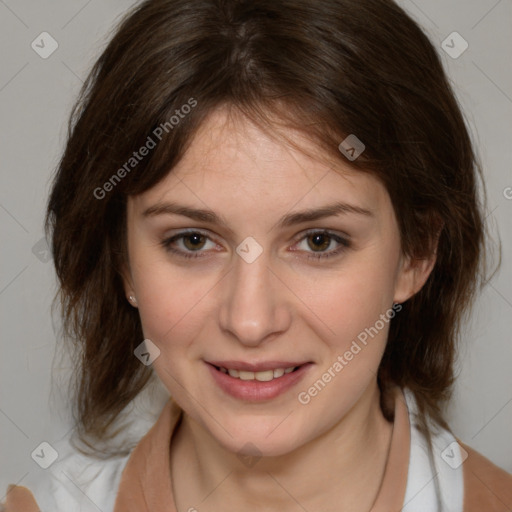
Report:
393,218,443,304
393,248,437,304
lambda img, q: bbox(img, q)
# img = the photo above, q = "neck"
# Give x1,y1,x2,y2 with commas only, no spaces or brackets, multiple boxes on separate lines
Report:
171,382,393,512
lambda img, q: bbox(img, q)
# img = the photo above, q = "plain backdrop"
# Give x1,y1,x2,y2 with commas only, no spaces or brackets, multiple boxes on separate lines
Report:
1,0,511,495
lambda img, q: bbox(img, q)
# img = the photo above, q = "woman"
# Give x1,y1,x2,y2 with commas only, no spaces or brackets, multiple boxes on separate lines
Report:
3,0,511,510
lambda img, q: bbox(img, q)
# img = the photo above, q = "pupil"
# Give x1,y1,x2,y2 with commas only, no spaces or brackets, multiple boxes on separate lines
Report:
310,234,329,251
185,233,204,250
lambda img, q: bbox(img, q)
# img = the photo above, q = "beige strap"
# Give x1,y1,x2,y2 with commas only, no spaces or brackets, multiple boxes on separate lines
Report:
3,485,40,512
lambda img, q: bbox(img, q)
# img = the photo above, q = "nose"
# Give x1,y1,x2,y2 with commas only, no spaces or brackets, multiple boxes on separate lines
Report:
218,246,292,347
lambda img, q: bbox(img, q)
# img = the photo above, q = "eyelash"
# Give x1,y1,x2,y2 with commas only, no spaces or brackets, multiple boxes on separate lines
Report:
160,229,351,261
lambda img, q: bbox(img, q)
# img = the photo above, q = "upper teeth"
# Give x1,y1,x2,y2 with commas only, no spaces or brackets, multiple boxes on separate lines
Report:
219,366,296,381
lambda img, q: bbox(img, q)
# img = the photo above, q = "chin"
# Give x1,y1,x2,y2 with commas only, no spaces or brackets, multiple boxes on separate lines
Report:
212,417,308,459
228,435,300,459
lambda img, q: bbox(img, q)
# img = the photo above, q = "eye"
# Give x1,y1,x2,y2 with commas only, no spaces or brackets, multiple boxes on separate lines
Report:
161,230,218,259
292,230,351,260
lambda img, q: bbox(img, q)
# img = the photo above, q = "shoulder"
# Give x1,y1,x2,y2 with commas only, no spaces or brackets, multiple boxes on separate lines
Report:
401,388,512,512
2,382,171,511
457,439,512,512
2,436,131,512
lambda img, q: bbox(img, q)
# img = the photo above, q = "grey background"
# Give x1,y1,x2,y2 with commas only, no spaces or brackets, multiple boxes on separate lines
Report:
1,0,511,495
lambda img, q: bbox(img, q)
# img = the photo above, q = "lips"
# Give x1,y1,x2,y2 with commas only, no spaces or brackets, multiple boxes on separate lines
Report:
206,360,312,401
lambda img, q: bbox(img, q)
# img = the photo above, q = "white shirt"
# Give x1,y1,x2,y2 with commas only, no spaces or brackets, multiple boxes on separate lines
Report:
402,388,464,512
14,389,465,511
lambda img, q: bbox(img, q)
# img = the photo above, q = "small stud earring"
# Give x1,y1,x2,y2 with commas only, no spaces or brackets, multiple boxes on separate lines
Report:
129,295,137,305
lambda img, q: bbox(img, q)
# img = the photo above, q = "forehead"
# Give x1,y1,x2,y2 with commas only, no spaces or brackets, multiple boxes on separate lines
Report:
130,107,390,217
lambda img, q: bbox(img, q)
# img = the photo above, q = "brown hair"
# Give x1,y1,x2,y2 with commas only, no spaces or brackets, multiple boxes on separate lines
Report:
45,0,495,455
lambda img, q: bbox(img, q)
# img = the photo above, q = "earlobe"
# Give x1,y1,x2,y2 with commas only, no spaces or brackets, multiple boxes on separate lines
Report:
120,264,137,307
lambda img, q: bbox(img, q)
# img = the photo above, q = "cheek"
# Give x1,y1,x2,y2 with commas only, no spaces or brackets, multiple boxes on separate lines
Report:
131,256,208,346
294,259,398,350
293,270,397,418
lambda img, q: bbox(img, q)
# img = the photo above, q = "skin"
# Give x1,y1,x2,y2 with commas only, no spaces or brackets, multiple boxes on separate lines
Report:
122,106,436,512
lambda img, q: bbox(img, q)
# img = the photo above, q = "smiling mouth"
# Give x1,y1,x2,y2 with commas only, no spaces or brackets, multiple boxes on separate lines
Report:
211,364,302,382
207,361,312,401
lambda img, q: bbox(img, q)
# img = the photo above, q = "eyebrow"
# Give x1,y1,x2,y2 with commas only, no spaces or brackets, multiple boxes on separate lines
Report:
142,200,374,230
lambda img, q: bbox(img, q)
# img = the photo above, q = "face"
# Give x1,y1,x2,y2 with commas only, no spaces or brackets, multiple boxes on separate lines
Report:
123,107,432,457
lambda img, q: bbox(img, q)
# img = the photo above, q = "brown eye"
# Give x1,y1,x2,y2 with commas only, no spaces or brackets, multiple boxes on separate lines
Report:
161,230,216,259
182,233,207,251
307,233,332,252
294,229,351,261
